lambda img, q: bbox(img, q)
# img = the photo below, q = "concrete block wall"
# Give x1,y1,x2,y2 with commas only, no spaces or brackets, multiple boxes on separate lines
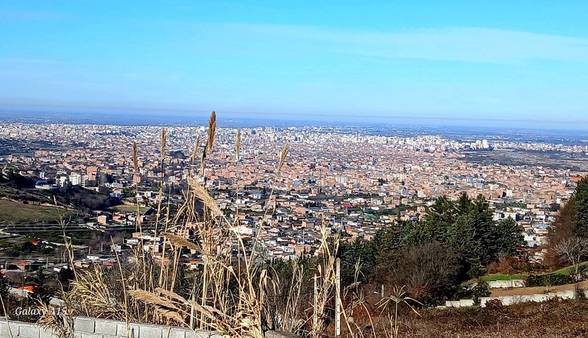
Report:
0,320,58,338
487,279,526,289
443,289,588,308
445,299,475,307
0,317,221,338
74,317,223,338
479,289,582,307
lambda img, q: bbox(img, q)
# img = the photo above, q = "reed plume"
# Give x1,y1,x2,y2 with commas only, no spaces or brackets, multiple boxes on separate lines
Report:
164,232,201,252
206,111,216,153
187,177,223,218
132,141,139,173
277,143,289,173
235,129,241,163
160,128,168,159
190,134,201,167
200,111,217,176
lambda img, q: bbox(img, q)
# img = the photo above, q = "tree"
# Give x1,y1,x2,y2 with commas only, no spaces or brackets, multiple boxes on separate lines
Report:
444,195,498,277
555,237,588,280
342,193,525,302
546,176,588,266
495,217,524,257
546,197,577,266
388,241,460,305
470,195,499,265
456,192,473,214
575,176,588,237
422,196,457,242
339,238,377,285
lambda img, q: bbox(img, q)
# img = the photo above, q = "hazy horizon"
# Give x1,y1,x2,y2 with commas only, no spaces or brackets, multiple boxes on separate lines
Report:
2,108,588,135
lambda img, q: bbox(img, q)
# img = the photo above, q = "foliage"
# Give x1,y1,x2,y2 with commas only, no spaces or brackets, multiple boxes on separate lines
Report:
0,273,9,299
526,273,574,287
576,176,588,237
547,175,588,266
471,280,491,306
340,193,524,305
381,242,460,305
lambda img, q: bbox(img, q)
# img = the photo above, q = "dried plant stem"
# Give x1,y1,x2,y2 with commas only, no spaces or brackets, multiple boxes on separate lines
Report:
111,236,130,336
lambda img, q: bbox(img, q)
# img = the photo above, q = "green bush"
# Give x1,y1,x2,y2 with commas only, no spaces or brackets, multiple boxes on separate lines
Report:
472,280,491,305
526,274,574,287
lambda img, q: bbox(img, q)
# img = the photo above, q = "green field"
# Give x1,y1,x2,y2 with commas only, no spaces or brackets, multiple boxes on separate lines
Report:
552,261,588,275
111,203,149,213
481,261,588,282
480,273,528,282
0,199,67,224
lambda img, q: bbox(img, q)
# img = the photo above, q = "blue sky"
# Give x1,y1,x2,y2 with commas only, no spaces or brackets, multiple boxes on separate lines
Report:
1,1,588,127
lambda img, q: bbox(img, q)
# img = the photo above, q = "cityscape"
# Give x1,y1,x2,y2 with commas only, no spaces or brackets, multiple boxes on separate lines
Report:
1,121,585,266
2,1,588,337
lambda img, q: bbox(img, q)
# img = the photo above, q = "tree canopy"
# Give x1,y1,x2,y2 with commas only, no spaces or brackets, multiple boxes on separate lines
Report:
340,193,524,305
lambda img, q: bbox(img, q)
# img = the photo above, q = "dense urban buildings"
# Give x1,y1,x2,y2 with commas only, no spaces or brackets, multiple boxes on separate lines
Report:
1,121,585,271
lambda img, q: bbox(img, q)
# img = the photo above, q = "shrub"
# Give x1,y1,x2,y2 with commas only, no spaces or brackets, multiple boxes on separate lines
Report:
526,274,574,287
472,281,491,305
485,299,504,309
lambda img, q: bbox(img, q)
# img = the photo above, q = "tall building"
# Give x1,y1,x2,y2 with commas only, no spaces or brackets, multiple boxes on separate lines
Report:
87,166,98,181
69,172,82,186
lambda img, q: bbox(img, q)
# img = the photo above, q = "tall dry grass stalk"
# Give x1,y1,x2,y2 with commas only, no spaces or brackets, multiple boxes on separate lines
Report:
132,142,139,173
190,134,201,169
309,223,340,337
154,127,168,237
200,111,216,176
37,294,75,338
235,129,241,163
377,285,422,338
277,143,288,174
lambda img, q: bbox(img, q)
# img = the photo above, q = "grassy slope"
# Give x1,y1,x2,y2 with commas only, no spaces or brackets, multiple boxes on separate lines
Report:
552,261,588,275
481,261,588,282
0,199,66,224
490,280,588,297
111,203,149,213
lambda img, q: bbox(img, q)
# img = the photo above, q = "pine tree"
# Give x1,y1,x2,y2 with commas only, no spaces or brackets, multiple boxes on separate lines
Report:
423,196,457,242
575,176,588,237
496,217,524,256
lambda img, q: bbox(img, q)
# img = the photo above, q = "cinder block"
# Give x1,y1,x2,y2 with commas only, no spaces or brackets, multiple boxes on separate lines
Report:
39,326,60,338
0,322,11,336
18,323,41,338
139,324,163,338
0,321,17,337
265,330,300,338
94,319,118,335
116,321,140,337
80,334,104,338
189,330,224,338
162,327,188,338
75,317,96,333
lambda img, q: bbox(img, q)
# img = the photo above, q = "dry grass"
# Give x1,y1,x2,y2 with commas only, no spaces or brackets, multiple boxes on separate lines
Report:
395,299,588,338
